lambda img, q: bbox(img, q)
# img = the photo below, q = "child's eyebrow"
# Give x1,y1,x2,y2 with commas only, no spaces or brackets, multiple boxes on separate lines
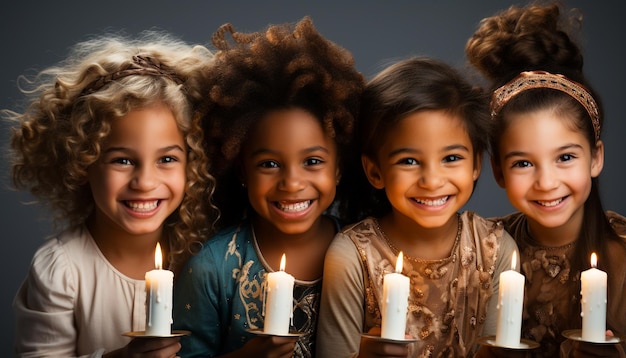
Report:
103,144,185,154
387,144,470,158
503,143,584,160
249,145,330,157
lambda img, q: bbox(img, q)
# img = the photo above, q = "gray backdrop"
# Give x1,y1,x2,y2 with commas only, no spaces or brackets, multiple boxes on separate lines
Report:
1,1,624,354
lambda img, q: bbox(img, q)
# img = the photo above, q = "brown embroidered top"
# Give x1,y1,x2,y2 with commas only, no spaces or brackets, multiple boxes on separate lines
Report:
317,211,518,358
501,211,626,357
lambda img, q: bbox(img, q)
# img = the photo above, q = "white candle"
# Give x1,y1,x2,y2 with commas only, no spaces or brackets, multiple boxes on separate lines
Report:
381,251,410,340
495,251,524,347
581,253,607,342
263,253,295,335
145,242,174,336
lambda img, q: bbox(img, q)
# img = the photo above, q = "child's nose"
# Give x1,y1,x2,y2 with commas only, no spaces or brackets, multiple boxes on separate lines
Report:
278,167,305,192
534,167,559,191
418,165,445,189
130,165,158,191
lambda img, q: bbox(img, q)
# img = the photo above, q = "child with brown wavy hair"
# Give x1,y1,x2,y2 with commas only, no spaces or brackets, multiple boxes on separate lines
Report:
466,3,626,357
316,56,518,358
6,32,217,357
172,17,364,358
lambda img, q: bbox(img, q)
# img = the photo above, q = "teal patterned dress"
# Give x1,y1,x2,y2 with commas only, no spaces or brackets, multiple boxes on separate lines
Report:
173,219,336,357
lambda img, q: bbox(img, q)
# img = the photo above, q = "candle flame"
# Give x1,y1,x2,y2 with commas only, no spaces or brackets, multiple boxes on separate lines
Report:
155,242,163,270
279,253,286,271
590,252,597,268
395,252,403,273
511,251,517,270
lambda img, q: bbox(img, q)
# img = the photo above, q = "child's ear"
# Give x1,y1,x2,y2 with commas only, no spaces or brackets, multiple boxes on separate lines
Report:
335,167,342,185
473,154,483,181
362,155,384,189
491,156,505,188
591,140,605,178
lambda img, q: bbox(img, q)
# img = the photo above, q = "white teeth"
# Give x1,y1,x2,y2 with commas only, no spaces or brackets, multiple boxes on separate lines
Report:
277,201,311,213
537,198,563,207
415,196,449,206
126,200,158,212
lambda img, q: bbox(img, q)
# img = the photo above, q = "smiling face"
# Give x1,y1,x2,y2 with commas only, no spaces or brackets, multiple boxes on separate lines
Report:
87,102,187,240
241,108,339,236
494,108,603,235
363,109,480,230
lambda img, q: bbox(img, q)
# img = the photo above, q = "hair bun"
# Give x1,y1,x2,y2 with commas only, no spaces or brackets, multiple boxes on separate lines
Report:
466,4,584,83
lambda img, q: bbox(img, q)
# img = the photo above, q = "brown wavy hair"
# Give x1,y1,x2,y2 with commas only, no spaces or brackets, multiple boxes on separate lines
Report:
4,31,219,272
201,17,364,229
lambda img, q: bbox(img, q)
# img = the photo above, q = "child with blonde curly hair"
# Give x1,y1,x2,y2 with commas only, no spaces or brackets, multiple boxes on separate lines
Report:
6,32,217,357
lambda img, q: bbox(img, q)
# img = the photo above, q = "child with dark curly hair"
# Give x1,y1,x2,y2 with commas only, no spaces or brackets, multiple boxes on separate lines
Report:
6,32,217,357
172,17,364,358
466,2,626,357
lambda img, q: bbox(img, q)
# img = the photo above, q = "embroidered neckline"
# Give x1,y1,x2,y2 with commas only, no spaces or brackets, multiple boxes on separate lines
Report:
375,214,462,264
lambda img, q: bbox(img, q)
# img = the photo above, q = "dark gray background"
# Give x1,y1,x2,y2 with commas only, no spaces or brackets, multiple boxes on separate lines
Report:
1,1,623,354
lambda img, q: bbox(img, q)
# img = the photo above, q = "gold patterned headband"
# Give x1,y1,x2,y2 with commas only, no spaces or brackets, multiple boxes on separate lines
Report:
491,70,600,142
80,55,184,96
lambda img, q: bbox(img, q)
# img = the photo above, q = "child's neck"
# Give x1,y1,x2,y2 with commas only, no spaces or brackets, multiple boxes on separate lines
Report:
252,215,335,281
378,213,460,261
86,215,162,280
526,214,583,248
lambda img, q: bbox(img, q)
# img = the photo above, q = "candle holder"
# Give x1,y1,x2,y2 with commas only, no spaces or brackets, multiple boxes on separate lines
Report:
477,335,539,350
122,330,191,338
246,328,304,338
562,329,624,344
360,333,418,344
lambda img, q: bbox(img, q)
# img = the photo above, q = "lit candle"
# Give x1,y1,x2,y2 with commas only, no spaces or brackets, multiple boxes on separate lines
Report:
145,242,174,336
263,253,295,335
495,251,524,347
581,253,607,342
381,252,410,340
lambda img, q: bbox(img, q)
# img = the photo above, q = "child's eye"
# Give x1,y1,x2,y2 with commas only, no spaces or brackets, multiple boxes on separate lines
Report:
558,154,576,162
396,158,418,166
443,154,462,163
159,156,179,164
304,158,324,166
258,160,280,169
511,160,532,168
112,157,133,166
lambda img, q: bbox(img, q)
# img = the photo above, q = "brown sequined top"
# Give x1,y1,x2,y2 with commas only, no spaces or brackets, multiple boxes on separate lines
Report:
317,211,518,358
501,211,626,357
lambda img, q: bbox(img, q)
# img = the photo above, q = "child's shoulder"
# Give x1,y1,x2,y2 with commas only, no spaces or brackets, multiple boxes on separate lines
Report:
606,210,626,238
461,211,509,238
339,216,378,236
185,221,253,265
34,225,94,263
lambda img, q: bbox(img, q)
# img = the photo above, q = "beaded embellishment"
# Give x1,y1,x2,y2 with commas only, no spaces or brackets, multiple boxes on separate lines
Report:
491,70,600,142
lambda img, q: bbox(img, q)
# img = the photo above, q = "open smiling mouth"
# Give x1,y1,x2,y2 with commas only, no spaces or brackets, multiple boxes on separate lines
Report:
125,200,159,212
535,197,565,207
413,196,449,206
276,200,312,213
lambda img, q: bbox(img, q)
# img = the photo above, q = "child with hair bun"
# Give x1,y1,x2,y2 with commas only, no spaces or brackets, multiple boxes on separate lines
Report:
466,3,626,357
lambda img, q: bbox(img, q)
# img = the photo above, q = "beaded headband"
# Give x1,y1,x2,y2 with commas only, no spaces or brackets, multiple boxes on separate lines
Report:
80,55,184,96
491,70,600,142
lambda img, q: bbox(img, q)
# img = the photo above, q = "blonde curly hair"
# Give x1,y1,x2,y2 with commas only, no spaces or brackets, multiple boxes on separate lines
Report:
4,31,218,272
